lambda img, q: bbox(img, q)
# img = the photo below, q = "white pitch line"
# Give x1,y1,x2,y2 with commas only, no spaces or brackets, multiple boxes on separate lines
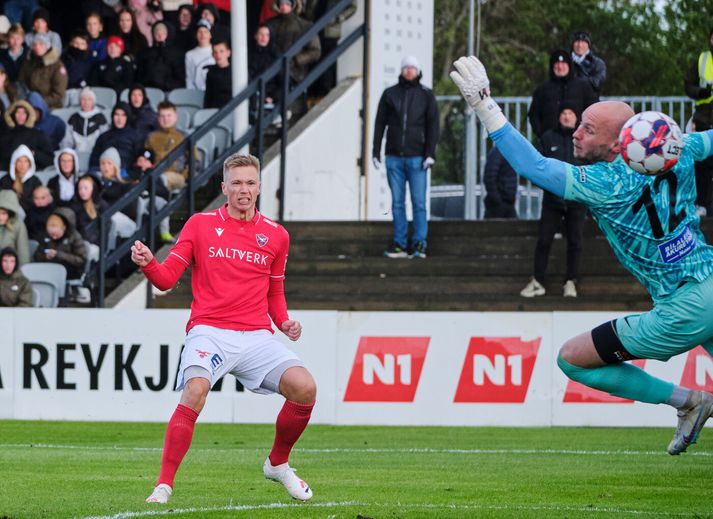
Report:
78,500,695,519
2,443,712,457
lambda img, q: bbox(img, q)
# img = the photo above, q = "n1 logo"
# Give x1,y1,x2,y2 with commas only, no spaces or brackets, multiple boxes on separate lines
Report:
680,346,713,392
343,337,430,402
453,337,541,403
563,360,646,403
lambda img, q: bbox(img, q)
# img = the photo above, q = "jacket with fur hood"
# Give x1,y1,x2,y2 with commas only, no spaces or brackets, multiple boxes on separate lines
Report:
0,144,42,215
18,46,68,109
0,189,30,265
27,91,66,150
49,148,80,206
0,100,54,170
34,206,87,279
0,247,32,307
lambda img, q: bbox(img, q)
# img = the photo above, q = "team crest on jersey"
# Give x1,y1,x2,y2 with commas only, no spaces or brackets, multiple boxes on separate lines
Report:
215,227,224,237
256,234,269,247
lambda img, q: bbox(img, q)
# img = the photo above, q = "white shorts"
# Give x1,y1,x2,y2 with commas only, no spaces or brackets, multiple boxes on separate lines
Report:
176,325,302,394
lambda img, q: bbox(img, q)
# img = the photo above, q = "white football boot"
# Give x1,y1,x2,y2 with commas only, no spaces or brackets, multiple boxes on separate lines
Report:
668,390,713,455
145,483,172,503
263,458,313,501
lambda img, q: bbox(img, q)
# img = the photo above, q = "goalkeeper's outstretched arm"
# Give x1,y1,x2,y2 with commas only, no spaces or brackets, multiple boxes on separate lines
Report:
450,56,567,198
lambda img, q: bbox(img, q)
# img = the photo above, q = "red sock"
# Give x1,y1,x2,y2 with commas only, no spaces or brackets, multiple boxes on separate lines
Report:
268,400,314,466
157,404,199,487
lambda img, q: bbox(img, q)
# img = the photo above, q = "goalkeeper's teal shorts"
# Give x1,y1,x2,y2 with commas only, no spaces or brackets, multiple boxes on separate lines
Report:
615,272,713,361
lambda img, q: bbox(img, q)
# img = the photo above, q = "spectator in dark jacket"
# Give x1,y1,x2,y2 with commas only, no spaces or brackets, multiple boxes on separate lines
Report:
0,101,54,171
0,23,29,84
34,206,87,280
18,33,68,109
136,21,185,91
25,184,56,241
62,32,93,90
86,12,107,64
89,35,135,94
0,144,42,214
117,8,149,58
266,0,321,85
483,147,518,219
527,49,597,139
49,148,81,206
196,3,229,43
570,31,606,96
90,101,143,170
203,40,232,109
173,4,196,54
27,91,66,151
70,172,107,249
0,64,18,113
372,55,439,259
127,83,158,139
0,247,32,307
520,105,586,299
248,24,281,108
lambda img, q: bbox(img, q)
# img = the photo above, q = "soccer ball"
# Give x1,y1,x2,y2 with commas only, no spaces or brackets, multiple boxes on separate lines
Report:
619,111,684,176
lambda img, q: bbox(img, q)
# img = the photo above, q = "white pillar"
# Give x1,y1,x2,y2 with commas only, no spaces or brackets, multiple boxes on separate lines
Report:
231,0,249,152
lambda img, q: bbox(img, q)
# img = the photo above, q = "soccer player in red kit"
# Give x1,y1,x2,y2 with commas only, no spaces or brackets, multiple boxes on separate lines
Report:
132,153,316,504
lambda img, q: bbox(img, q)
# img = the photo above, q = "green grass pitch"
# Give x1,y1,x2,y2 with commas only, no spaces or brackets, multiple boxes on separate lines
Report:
1,421,712,518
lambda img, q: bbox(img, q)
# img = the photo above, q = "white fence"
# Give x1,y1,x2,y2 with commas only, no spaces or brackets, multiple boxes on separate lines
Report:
1,309,711,427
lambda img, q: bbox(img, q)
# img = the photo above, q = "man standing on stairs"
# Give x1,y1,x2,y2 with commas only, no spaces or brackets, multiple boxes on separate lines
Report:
373,55,440,259
132,153,317,504
451,55,713,456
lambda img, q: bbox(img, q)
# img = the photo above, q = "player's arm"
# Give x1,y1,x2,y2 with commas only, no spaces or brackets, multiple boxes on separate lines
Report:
132,240,190,291
450,56,567,198
268,232,301,341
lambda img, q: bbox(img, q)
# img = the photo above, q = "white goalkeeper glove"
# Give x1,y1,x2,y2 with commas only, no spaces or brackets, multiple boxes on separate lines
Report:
450,56,507,133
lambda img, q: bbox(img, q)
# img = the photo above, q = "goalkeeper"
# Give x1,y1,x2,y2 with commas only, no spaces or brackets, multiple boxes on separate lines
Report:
451,56,713,454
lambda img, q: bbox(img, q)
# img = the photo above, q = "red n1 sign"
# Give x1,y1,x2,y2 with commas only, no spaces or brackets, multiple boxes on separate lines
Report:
343,336,430,402
454,337,541,403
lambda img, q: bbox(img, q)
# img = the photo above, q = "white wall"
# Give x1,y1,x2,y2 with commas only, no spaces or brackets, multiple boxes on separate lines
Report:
260,80,363,220
1,308,711,427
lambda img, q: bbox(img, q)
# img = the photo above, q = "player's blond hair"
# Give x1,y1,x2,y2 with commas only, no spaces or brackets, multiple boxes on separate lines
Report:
223,153,261,182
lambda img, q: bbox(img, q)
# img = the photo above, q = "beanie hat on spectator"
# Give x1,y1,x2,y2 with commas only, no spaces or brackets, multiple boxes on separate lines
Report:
107,35,125,54
571,31,592,46
401,55,420,72
33,7,50,24
279,0,293,6
559,101,579,117
549,49,572,68
196,18,212,31
80,87,96,103
100,147,122,172
152,21,168,37
33,32,51,49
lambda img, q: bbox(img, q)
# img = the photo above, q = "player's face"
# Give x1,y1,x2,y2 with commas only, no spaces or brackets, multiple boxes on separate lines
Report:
222,166,260,216
573,105,617,163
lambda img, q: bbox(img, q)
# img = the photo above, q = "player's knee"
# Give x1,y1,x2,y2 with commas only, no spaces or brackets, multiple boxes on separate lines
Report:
181,377,210,412
558,340,577,365
281,368,317,404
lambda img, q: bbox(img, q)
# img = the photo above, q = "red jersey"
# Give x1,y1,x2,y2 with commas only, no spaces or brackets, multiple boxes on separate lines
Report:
142,206,289,333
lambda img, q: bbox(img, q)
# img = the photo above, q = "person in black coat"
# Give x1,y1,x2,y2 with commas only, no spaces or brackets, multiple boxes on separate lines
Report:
117,8,149,58
62,32,93,90
127,83,158,140
0,100,54,171
527,49,597,140
89,35,134,94
372,55,439,258
204,40,232,109
483,147,518,219
135,21,185,92
172,4,196,54
70,172,107,247
0,24,29,84
520,104,587,298
89,101,144,170
248,24,281,113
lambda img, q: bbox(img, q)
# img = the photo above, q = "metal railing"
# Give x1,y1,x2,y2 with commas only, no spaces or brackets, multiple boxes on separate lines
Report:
433,95,697,220
90,0,367,306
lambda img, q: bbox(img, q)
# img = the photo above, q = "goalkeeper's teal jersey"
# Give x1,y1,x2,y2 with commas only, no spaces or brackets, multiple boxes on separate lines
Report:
564,132,713,301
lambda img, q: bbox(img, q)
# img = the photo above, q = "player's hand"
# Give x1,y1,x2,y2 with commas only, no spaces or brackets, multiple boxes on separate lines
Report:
131,240,154,267
281,319,302,341
450,56,506,133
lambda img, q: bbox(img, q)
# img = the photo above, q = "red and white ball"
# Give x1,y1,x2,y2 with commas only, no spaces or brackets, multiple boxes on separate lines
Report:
619,111,684,176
